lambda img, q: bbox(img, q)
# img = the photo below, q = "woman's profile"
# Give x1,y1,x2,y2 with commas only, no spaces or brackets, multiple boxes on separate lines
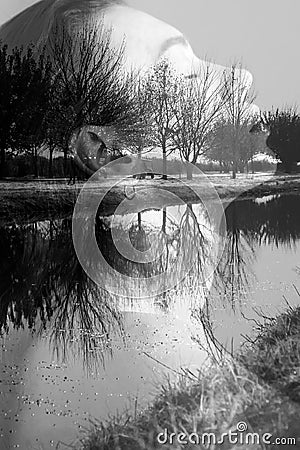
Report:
0,0,261,176
0,0,252,82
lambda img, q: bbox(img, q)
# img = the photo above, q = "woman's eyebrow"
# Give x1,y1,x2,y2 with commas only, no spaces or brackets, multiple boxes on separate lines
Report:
158,35,189,58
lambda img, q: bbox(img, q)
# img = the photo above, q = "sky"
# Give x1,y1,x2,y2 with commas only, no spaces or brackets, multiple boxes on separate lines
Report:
0,0,299,111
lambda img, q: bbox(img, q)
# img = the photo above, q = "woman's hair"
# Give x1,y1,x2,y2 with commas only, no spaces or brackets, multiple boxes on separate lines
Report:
0,0,125,49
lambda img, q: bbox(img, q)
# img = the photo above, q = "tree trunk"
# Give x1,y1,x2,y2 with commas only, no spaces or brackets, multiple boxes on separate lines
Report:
162,146,167,180
232,156,237,179
138,212,142,231
0,148,6,178
49,144,54,178
251,157,255,174
162,208,167,233
232,137,238,179
34,147,39,177
63,145,68,177
32,148,38,177
186,162,193,180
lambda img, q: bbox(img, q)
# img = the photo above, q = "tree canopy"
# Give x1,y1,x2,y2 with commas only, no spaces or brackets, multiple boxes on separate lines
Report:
263,108,300,173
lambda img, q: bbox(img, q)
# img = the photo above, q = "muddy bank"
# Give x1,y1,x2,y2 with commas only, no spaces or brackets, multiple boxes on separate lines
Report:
1,173,300,224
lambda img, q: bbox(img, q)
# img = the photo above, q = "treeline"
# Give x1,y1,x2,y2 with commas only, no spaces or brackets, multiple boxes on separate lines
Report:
0,19,299,181
5,155,76,178
0,44,52,177
141,157,275,176
0,20,145,179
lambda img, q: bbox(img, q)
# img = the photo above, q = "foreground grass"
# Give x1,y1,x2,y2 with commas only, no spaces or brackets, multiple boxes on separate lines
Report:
77,305,300,449
239,301,300,402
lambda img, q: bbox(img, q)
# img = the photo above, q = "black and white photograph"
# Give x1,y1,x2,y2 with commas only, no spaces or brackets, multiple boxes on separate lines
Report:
0,0,300,449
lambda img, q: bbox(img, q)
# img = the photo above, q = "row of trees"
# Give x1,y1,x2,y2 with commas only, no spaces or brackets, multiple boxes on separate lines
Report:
0,19,298,179
142,61,262,179
141,63,300,177
0,20,145,178
145,61,300,177
207,107,300,175
0,44,52,177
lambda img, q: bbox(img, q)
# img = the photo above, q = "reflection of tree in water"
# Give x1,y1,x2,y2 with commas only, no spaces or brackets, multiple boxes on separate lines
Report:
94,203,213,307
0,207,215,375
180,204,210,280
192,301,230,363
214,202,256,305
4,196,297,369
96,210,176,279
228,195,300,248
154,204,212,311
0,220,123,373
211,194,300,308
0,203,212,341
0,222,55,331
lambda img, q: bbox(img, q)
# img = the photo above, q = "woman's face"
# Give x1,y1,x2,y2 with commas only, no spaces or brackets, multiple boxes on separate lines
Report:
0,1,260,167
99,4,254,101
99,4,208,76
71,3,261,171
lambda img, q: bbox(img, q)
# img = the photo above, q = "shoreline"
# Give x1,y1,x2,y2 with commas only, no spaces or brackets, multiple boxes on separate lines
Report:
1,173,300,225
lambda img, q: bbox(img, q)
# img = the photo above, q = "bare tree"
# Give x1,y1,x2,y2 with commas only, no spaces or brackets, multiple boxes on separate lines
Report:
143,60,178,179
124,78,155,158
47,19,143,174
222,63,256,179
170,63,230,179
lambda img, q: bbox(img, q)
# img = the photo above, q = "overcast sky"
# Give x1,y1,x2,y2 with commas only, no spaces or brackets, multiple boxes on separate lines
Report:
1,0,299,111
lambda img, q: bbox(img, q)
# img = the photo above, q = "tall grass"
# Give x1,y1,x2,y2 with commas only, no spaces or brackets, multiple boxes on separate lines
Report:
77,303,300,449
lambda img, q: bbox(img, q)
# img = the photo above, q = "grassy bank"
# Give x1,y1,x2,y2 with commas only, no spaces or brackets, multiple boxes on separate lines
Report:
239,301,300,402
0,181,79,224
76,304,300,449
1,173,300,224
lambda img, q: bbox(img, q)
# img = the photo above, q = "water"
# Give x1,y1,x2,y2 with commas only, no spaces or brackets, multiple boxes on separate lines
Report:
1,193,300,449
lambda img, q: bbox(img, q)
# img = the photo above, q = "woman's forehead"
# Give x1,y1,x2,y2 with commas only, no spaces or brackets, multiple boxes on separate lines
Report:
96,4,197,72
0,0,254,92
101,5,187,50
